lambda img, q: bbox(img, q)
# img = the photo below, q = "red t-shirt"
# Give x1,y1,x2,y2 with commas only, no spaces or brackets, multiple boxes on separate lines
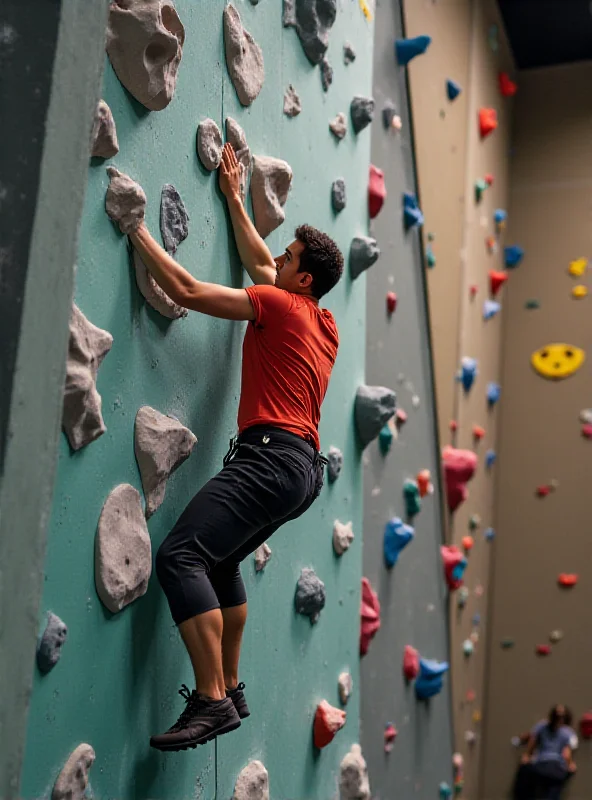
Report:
238,284,339,450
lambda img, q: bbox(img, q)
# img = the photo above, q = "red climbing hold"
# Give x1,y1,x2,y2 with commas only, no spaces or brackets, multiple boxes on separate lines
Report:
403,644,420,681
485,236,496,254
462,536,474,553
416,469,432,498
360,577,381,656
386,291,397,314
313,700,346,748
396,408,408,425
489,270,509,296
536,644,551,657
441,544,467,591
472,425,486,441
484,173,494,186
466,689,476,703
582,423,592,439
536,485,551,498
384,723,398,752
443,446,478,511
450,420,458,432
557,573,578,588
369,164,387,219
469,284,478,299
479,108,498,138
579,712,592,740
499,72,518,97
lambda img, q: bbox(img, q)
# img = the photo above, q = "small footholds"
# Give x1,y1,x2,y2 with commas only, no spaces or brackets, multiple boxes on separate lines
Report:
329,112,348,140
475,178,488,203
294,568,326,624
549,630,563,644
488,23,499,51
483,300,501,321
384,517,414,567
446,79,462,101
382,100,402,131
368,164,387,219
403,479,421,518
396,408,407,426
536,644,551,657
485,450,496,468
403,192,424,229
441,545,468,590
333,520,354,556
465,690,476,703
254,543,272,572
378,423,394,454
415,657,449,700
580,409,592,424
499,72,518,97
350,237,380,280
426,244,436,268
489,270,508,296
327,446,343,482
469,284,479,299
479,107,498,138
501,638,515,649
90,100,119,159
504,245,525,268
37,612,68,673
384,723,397,753
450,420,458,432
525,299,540,310
439,782,452,799
569,257,588,277
386,291,397,314
462,536,474,553
331,178,347,213
472,612,481,626
313,700,346,748
320,57,333,92
463,639,474,657
474,584,484,597
283,84,302,117
442,446,477,511
572,285,588,299
580,713,592,740
457,587,469,609
359,0,373,20
403,644,420,681
338,672,353,705
350,96,375,134
487,381,501,405
395,35,432,66
494,208,507,231
465,730,477,745
360,577,381,656
484,527,495,541
458,357,478,391
485,236,497,254
485,173,494,186
343,42,356,65
472,424,486,441
557,573,578,588
582,423,592,439
416,469,433,497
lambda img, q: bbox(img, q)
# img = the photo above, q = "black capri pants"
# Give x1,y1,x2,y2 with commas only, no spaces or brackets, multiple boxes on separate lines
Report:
155,425,326,625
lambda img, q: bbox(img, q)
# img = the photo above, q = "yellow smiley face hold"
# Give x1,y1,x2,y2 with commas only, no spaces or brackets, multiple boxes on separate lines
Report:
531,343,585,380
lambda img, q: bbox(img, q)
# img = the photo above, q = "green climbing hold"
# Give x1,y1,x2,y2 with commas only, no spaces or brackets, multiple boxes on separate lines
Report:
475,179,488,203
501,638,515,649
426,245,436,268
468,514,481,531
427,232,435,242
379,423,394,454
525,299,540,310
403,479,421,517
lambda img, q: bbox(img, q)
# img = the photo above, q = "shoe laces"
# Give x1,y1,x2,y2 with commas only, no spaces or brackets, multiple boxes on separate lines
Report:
171,683,201,731
229,681,245,694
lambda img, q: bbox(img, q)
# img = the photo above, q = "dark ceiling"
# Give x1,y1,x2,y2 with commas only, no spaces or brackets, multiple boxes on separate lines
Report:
498,0,592,70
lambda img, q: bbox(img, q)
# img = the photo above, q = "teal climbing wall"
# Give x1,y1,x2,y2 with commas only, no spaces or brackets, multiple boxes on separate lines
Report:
20,2,373,799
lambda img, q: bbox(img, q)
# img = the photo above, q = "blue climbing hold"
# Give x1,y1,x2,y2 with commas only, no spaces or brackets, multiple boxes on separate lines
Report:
494,208,507,227
395,35,432,66
459,357,478,392
439,782,453,799
484,527,495,541
452,558,468,583
483,300,501,321
379,423,394,454
403,193,424,229
486,381,501,405
485,449,496,468
384,517,414,567
472,612,481,626
446,79,462,101
415,657,449,700
505,245,524,268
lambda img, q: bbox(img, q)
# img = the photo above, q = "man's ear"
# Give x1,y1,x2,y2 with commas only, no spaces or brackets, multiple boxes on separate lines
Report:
299,271,313,289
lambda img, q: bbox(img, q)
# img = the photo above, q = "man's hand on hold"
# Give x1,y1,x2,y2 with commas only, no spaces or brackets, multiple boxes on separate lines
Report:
219,143,243,203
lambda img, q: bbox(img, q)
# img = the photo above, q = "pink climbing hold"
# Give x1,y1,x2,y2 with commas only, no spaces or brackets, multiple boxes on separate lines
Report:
479,107,498,138
386,291,397,314
469,284,478,299
499,72,518,97
396,408,408,425
450,420,458,432
313,700,346,748
403,644,420,681
442,446,477,511
441,544,467,591
360,577,381,656
536,485,551,498
369,164,387,219
484,173,494,186
535,644,551,657
466,689,476,703
582,424,592,439
384,723,398,752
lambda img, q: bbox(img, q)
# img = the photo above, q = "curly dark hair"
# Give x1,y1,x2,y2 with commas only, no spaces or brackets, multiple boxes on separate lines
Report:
295,224,344,300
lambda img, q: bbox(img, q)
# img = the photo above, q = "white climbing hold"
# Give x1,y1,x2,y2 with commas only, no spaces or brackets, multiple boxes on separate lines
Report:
340,744,371,800
134,406,197,518
52,743,95,800
132,246,188,319
225,117,251,202
333,520,354,555
95,484,152,613
579,409,592,425
251,155,292,239
105,166,146,234
284,84,302,117
338,671,353,705
233,759,269,800
329,112,348,140
90,100,119,159
223,4,264,106
37,612,68,673
254,543,272,572
197,118,223,171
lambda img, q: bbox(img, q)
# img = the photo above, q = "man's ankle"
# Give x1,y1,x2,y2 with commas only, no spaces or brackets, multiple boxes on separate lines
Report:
224,678,239,691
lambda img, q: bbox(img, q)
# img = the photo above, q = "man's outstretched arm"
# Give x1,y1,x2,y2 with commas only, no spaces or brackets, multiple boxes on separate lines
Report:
219,143,277,286
130,223,255,321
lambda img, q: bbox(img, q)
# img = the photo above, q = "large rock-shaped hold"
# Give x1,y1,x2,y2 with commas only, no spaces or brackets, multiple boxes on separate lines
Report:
442,446,477,511
283,0,337,65
415,657,449,700
226,117,252,202
105,166,146,234
106,0,185,111
37,612,68,674
314,700,346,748
160,184,189,255
52,744,95,800
360,577,380,655
340,744,371,800
132,246,188,319
333,520,354,555
350,96,374,134
251,156,292,239
233,760,269,800
349,237,380,280
95,484,152,613
90,100,119,158
223,4,264,106
295,567,325,623
134,406,197,517
62,305,113,451
368,164,386,219
355,385,397,448
197,118,223,171
327,446,343,482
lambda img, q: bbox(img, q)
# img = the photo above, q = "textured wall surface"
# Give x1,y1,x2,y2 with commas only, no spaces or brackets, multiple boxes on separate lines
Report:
360,1,453,798
20,2,373,799
481,62,592,800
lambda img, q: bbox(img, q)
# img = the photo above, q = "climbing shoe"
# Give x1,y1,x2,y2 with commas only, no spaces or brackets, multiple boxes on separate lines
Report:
150,684,241,752
226,681,250,719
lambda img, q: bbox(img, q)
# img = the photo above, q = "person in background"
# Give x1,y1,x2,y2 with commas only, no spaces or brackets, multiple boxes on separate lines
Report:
513,704,577,800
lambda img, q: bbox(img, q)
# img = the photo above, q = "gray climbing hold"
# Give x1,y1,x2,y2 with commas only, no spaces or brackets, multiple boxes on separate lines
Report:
134,406,197,518
90,100,119,159
62,305,113,451
105,166,146,234
349,237,380,280
233,760,269,800
333,520,354,555
340,744,371,800
226,117,252,202
197,118,223,171
332,179,346,212
283,0,337,65
223,4,264,106
327,446,343,482
95,484,152,613
355,385,397,448
160,184,189,255
254,543,272,572
320,58,333,92
295,567,326,624
37,612,68,674
351,96,374,134
329,112,348,140
283,84,302,117
343,42,356,65
251,155,293,238
106,0,185,111
52,744,95,800
132,246,188,319
338,672,353,705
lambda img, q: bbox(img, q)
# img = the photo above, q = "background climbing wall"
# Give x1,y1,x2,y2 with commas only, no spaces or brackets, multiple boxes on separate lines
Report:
481,61,592,800
403,1,514,797
360,1,454,798
20,3,374,799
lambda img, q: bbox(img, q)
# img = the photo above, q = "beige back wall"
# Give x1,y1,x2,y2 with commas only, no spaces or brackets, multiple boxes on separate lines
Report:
481,61,592,800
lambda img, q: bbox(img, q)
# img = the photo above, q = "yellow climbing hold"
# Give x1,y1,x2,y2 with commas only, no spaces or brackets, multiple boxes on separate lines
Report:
569,257,588,277
359,0,373,20
572,285,588,298
472,710,482,723
531,343,585,380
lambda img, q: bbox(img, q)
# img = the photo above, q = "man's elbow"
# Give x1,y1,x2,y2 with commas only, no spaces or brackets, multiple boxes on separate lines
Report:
255,265,277,286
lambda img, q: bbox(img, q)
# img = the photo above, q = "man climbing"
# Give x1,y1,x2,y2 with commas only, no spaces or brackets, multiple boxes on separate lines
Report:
125,144,343,751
